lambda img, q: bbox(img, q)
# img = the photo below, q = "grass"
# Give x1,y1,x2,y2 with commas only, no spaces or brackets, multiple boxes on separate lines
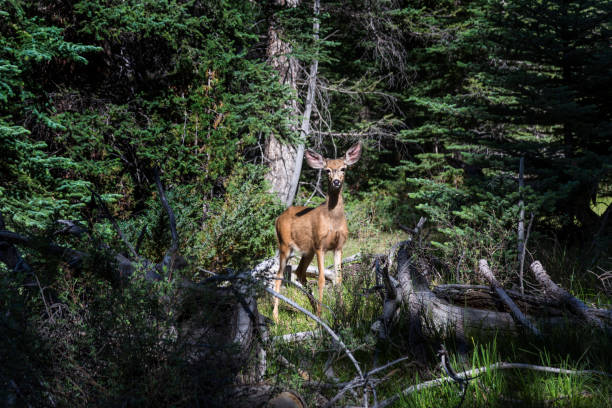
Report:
396,341,612,408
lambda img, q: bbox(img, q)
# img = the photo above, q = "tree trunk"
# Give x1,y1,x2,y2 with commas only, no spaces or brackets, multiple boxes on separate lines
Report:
264,1,301,205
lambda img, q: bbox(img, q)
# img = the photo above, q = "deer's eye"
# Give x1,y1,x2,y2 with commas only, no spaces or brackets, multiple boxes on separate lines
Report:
325,169,331,174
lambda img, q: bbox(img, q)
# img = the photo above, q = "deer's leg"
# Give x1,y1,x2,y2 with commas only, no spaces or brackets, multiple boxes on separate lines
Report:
295,252,314,286
296,252,318,312
315,248,326,316
273,244,291,323
334,249,342,285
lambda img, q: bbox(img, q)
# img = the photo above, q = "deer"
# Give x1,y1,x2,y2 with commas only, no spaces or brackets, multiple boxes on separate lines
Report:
272,142,362,322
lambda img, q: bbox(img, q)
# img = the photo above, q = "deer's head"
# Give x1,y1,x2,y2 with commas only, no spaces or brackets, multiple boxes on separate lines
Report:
305,142,362,191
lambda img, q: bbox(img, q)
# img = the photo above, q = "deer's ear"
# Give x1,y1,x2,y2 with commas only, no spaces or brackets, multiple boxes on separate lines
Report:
305,149,326,169
344,142,362,166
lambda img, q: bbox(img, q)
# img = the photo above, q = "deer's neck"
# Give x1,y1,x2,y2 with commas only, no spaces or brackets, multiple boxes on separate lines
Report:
325,186,344,218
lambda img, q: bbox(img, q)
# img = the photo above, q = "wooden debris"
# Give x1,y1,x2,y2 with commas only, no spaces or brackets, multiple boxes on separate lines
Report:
531,260,606,328
478,259,541,336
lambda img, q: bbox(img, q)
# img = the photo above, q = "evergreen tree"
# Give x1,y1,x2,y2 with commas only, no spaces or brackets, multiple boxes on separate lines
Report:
479,0,612,233
0,0,100,228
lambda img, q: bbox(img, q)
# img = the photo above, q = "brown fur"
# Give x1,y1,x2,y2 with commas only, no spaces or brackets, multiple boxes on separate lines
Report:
272,143,361,322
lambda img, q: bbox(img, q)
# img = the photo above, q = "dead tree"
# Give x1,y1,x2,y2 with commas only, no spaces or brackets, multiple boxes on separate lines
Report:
370,220,612,347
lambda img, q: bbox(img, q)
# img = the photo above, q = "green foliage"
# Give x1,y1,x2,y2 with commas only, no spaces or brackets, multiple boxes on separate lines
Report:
2,0,293,234
475,0,612,232
0,0,101,229
194,164,283,271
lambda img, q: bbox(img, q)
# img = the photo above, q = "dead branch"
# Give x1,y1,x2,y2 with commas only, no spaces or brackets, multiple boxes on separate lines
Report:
397,241,525,341
0,229,161,283
589,266,612,297
250,256,279,285
0,212,32,274
530,261,607,328
277,354,311,381
367,356,411,377
304,265,336,282
135,225,147,254
371,257,401,341
0,230,86,267
432,284,556,308
478,259,541,336
378,361,612,408
270,274,336,317
389,237,608,345
284,0,319,208
154,168,180,277
519,212,535,294
272,331,318,343
55,220,89,237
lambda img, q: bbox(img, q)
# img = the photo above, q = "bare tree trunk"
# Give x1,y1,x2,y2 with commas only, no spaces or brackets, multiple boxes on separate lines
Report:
264,1,301,205
517,156,525,293
285,0,320,207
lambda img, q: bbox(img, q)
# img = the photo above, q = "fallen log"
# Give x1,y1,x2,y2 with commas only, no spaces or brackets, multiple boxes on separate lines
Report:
394,241,606,342
530,261,607,328
433,284,558,308
432,285,564,318
397,243,517,341
250,253,366,287
478,259,541,336
272,331,318,343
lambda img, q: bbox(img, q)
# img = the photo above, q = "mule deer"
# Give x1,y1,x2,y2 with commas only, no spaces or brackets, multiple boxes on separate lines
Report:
272,142,362,322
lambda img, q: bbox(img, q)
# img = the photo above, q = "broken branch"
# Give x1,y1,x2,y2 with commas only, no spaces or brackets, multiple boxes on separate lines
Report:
154,167,180,277
265,286,364,380
530,261,607,328
478,259,541,336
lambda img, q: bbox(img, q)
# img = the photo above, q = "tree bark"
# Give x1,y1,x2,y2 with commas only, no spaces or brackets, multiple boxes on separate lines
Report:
530,260,607,328
264,1,301,204
517,156,525,292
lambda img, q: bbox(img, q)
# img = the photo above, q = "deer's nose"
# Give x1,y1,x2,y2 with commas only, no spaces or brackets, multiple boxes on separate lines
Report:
332,179,341,188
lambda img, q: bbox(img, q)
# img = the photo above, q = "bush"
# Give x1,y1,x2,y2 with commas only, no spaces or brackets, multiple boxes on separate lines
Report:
193,164,283,271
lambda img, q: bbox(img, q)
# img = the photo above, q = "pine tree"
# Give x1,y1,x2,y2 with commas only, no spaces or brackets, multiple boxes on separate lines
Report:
479,0,612,233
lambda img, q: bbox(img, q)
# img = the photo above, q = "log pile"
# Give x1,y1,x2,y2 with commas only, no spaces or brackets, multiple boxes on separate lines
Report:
371,218,612,346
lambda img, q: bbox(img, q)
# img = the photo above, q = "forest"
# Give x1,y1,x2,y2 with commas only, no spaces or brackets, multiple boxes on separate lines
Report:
1,0,611,406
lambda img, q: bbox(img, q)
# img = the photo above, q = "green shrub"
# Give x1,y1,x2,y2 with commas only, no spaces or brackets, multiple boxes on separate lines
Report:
193,164,283,271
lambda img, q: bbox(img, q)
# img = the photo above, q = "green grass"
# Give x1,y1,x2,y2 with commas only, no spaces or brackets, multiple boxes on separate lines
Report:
396,341,612,408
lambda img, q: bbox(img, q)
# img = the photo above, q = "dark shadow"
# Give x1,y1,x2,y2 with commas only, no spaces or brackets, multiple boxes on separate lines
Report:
296,207,315,217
